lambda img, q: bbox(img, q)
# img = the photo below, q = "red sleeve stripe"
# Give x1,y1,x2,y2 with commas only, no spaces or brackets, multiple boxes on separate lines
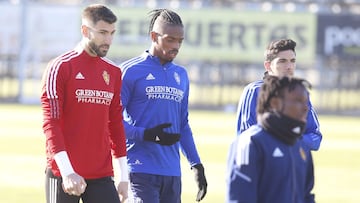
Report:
102,56,119,68
49,97,60,119
45,50,80,99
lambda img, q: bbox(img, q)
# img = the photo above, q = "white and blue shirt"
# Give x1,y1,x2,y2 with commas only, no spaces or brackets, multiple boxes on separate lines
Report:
120,51,201,176
226,125,315,203
236,79,323,150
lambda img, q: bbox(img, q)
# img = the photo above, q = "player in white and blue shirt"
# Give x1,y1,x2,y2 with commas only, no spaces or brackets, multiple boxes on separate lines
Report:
227,76,316,203
236,39,322,151
120,9,207,203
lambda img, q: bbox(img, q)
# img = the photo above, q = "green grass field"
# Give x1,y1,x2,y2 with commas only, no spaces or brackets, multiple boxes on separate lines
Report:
0,104,359,203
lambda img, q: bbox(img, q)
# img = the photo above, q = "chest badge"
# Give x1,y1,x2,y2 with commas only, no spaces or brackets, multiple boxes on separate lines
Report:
299,147,307,162
102,70,110,85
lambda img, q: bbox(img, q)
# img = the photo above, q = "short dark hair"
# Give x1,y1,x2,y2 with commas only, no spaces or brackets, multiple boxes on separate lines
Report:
257,75,311,115
264,39,296,62
148,9,183,34
82,4,117,25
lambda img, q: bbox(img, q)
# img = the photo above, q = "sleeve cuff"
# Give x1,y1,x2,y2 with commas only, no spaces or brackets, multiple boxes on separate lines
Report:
53,151,75,177
116,156,129,181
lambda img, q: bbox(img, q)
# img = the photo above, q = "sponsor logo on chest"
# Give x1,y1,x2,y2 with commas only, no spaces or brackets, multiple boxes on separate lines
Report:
144,71,184,102
74,70,113,105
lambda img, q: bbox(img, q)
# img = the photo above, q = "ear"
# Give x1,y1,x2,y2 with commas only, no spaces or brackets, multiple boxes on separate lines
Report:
150,31,158,43
264,60,271,72
81,25,89,38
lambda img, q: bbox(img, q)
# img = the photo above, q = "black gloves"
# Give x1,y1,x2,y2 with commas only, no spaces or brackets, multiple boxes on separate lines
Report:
192,164,207,202
143,123,180,146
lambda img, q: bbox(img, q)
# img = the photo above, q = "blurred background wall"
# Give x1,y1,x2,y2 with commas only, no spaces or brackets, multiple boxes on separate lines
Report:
1,0,360,114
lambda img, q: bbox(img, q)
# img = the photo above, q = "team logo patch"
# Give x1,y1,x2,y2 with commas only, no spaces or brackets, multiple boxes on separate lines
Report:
292,126,301,134
272,147,284,157
146,73,155,80
299,147,307,161
134,159,143,165
174,72,180,85
75,72,85,79
102,70,110,85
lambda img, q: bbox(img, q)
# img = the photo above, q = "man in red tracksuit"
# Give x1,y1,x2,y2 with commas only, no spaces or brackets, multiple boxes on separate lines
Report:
41,4,128,203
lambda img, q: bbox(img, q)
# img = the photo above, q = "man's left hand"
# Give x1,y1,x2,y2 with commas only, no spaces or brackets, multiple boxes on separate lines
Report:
192,164,207,202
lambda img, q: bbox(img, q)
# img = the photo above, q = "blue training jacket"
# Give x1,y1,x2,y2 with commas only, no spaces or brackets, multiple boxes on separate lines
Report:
236,79,323,150
120,51,201,176
226,125,315,203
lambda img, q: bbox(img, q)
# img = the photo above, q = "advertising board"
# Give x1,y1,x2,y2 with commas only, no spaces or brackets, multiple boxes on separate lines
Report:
110,8,317,63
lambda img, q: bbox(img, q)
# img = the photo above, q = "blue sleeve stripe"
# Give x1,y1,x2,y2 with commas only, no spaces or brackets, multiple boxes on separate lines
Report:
238,81,262,134
120,56,145,79
241,87,256,129
309,106,321,132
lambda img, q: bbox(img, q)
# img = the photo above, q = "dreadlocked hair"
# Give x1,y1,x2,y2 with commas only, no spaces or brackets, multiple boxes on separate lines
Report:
256,75,311,115
264,39,296,62
148,9,183,34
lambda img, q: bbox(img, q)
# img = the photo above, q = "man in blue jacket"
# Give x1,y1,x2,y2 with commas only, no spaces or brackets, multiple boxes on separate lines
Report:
226,76,315,203
236,39,322,151
120,9,207,203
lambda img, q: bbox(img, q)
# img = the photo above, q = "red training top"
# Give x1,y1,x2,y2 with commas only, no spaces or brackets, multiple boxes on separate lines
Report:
41,45,126,179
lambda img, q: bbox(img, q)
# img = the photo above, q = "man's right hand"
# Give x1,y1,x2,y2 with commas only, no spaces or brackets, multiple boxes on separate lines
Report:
144,123,180,145
62,173,87,196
